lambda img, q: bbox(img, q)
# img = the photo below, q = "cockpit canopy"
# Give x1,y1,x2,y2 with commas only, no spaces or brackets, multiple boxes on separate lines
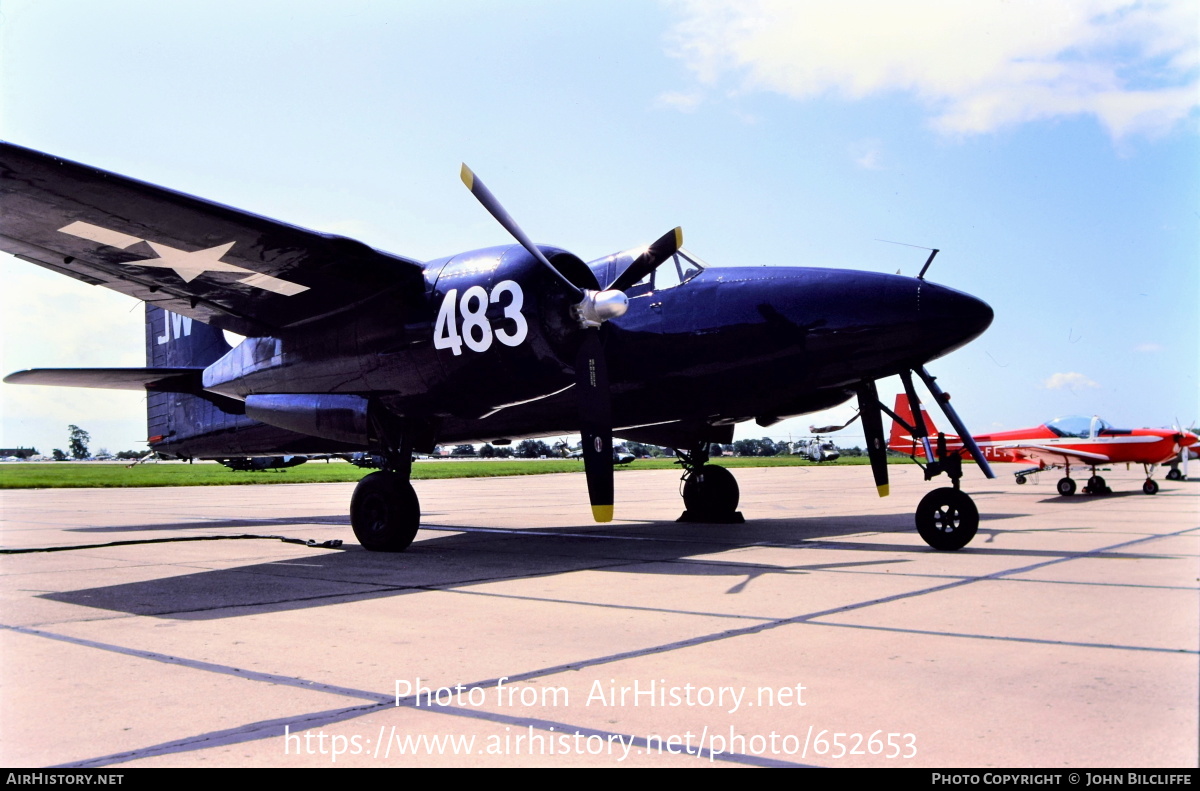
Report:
1046,415,1112,439
633,249,706,291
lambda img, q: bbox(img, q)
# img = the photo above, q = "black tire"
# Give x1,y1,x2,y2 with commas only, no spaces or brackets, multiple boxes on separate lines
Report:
915,488,979,551
1143,479,1159,495
1057,477,1076,496
1015,474,1027,485
1166,468,1183,481
1086,475,1107,495
682,464,740,516
351,471,421,551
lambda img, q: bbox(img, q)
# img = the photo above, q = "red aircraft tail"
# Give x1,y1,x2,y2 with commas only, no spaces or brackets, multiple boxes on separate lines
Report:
888,393,960,454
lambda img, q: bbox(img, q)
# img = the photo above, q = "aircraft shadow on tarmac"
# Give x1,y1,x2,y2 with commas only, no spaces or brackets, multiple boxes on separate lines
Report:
39,509,1168,621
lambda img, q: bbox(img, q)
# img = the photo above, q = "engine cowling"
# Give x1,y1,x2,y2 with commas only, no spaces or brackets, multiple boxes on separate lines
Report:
418,243,598,419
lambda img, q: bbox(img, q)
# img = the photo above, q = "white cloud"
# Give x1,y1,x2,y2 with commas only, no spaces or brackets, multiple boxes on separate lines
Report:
1134,342,1163,352
1043,371,1101,390
664,0,1199,139
655,90,704,112
850,138,884,169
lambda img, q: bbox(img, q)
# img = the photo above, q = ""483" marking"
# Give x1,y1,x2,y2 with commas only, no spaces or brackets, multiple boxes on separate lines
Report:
433,280,528,356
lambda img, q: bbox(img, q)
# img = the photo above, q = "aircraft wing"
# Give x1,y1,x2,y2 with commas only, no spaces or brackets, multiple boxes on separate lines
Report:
3,368,205,392
0,142,426,336
994,442,1111,466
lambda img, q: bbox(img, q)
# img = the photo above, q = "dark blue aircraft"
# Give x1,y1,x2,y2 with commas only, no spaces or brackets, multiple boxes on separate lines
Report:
1,143,995,552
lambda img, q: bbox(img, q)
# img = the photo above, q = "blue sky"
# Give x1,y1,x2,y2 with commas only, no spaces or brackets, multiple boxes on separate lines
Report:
2,0,1197,455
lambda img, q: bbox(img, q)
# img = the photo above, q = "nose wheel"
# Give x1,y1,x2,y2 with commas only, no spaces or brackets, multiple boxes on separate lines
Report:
915,487,979,551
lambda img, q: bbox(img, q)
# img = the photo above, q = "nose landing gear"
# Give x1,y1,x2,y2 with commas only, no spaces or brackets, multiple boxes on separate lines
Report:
916,487,979,551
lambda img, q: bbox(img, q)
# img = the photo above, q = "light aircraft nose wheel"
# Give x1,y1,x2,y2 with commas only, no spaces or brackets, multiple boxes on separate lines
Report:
1015,474,1027,485
351,471,421,551
915,488,979,551
1085,475,1107,495
1056,477,1077,496
1166,468,1183,481
1142,479,1159,495
682,464,740,519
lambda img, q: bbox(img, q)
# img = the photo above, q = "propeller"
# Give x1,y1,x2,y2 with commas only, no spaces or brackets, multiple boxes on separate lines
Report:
460,164,681,522
607,227,683,292
856,380,890,497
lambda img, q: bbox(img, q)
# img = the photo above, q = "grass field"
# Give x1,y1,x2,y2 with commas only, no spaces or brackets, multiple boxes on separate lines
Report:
0,455,908,489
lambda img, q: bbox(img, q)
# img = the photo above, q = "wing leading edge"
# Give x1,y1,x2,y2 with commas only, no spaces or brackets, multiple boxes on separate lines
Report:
0,142,425,336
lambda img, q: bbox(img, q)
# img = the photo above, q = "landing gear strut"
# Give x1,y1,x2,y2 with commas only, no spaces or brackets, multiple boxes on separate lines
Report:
911,437,980,551
676,447,743,523
882,368,990,551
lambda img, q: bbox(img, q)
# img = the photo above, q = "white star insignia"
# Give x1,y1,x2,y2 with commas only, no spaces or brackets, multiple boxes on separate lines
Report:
58,221,309,296
140,241,242,282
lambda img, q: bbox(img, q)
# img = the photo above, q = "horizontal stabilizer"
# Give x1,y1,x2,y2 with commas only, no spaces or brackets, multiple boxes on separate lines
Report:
4,367,205,392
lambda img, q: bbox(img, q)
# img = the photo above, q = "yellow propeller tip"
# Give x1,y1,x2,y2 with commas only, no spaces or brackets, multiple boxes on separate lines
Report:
674,227,683,248
876,484,890,498
460,164,474,189
591,505,614,522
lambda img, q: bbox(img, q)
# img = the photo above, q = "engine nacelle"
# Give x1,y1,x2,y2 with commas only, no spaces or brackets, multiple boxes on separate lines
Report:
416,244,597,419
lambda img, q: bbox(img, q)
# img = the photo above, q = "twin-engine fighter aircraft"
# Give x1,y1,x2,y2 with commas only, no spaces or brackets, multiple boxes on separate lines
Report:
888,394,1198,496
2,142,996,551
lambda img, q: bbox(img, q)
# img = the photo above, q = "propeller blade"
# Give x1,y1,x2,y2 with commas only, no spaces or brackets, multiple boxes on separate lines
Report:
857,380,890,497
460,164,582,298
608,227,683,292
576,329,614,521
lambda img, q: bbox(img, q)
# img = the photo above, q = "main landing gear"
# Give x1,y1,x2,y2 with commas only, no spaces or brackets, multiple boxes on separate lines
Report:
350,420,422,552
1056,474,1108,496
1052,460,1110,497
351,470,420,551
1053,463,1162,497
676,447,743,523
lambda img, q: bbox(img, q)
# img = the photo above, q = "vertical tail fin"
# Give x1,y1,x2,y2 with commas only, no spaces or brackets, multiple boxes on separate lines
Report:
145,305,231,368
888,392,955,452
145,305,233,451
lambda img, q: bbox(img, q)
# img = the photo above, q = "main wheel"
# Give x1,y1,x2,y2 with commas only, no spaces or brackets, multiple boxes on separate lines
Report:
1057,477,1076,496
915,488,979,550
1086,475,1107,495
351,471,421,551
1015,474,1027,485
1166,468,1183,481
682,464,740,516
1143,479,1159,495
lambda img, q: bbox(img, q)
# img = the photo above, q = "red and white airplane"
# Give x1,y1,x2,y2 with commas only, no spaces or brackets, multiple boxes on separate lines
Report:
887,394,1198,496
